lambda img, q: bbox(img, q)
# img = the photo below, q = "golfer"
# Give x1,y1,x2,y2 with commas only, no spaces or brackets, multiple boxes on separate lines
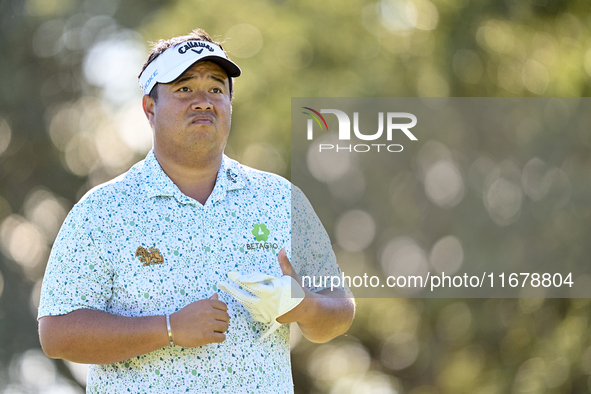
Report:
37,28,354,393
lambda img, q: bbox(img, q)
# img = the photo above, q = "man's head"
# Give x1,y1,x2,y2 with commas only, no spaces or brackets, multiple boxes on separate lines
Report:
138,29,241,101
139,29,241,168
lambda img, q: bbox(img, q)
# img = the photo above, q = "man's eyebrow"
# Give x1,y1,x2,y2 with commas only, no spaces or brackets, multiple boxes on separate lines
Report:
173,75,195,85
172,74,228,86
210,75,227,85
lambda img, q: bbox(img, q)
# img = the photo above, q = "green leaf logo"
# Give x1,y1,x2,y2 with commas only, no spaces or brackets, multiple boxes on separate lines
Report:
252,223,270,242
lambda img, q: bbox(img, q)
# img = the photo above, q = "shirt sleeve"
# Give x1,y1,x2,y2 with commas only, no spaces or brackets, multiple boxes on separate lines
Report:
291,185,348,293
38,203,113,319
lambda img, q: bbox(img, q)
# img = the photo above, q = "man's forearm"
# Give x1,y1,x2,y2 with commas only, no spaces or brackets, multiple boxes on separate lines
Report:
39,295,229,364
278,288,355,343
298,294,355,343
39,309,170,365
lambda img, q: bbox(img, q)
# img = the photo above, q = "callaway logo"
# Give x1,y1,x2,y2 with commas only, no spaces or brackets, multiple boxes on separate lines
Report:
192,48,204,54
226,169,238,183
252,224,270,241
178,41,214,54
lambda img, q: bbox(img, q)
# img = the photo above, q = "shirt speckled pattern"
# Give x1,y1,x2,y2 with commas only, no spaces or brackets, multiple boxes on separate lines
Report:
38,151,342,393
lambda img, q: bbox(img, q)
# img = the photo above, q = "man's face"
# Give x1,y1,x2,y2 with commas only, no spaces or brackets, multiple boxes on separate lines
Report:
143,61,232,165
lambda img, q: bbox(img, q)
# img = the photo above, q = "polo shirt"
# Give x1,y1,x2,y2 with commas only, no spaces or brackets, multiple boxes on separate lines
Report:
38,151,342,393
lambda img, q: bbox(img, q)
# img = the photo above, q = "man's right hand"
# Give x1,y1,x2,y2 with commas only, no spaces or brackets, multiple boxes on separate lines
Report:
39,293,230,364
170,293,229,347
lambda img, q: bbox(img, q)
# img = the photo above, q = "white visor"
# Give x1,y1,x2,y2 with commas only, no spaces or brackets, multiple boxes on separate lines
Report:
138,40,241,95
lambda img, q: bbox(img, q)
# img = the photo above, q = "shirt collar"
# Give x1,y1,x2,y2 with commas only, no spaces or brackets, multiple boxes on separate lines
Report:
208,154,246,204
142,151,245,205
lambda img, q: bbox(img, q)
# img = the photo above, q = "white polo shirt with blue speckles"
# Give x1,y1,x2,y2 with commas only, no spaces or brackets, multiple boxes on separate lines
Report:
38,150,342,393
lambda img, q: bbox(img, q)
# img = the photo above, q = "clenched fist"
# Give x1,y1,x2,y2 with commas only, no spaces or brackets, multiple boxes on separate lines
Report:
169,293,229,347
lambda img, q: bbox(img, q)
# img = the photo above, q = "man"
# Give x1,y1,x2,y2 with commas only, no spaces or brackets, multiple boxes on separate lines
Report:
38,29,354,393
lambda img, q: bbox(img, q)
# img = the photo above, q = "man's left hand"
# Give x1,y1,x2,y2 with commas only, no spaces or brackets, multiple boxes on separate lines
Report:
276,248,311,325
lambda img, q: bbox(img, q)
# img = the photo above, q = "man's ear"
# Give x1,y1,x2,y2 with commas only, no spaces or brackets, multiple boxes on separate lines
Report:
142,94,155,126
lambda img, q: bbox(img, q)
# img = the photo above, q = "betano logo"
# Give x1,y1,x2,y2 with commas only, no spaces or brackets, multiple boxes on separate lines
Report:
303,107,417,153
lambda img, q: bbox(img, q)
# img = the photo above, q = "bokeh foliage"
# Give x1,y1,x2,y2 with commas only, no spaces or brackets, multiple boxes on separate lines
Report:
1,0,591,392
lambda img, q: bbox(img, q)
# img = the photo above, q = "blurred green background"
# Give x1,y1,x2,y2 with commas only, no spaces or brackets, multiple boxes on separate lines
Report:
1,0,591,393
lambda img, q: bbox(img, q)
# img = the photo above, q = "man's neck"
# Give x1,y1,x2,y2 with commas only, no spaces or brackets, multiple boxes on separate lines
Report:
153,149,223,205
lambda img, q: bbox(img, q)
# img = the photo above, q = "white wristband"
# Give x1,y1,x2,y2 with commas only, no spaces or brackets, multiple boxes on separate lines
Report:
166,314,174,346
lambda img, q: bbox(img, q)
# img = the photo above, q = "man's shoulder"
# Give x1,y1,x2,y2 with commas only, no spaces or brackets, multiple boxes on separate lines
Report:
76,159,147,208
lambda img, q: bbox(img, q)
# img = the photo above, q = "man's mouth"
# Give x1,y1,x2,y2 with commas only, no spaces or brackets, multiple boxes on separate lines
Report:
190,115,214,124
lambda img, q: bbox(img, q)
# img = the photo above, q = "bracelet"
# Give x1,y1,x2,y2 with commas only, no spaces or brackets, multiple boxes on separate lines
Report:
166,314,174,346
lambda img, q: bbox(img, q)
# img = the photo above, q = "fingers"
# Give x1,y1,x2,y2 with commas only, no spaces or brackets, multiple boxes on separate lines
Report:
212,309,230,323
212,319,229,333
201,301,229,323
278,248,303,287
210,332,226,343
208,292,229,311
210,300,228,312
170,296,231,348
278,248,292,276
188,320,228,346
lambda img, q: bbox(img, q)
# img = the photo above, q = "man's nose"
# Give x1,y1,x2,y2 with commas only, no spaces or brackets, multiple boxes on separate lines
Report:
191,91,212,110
